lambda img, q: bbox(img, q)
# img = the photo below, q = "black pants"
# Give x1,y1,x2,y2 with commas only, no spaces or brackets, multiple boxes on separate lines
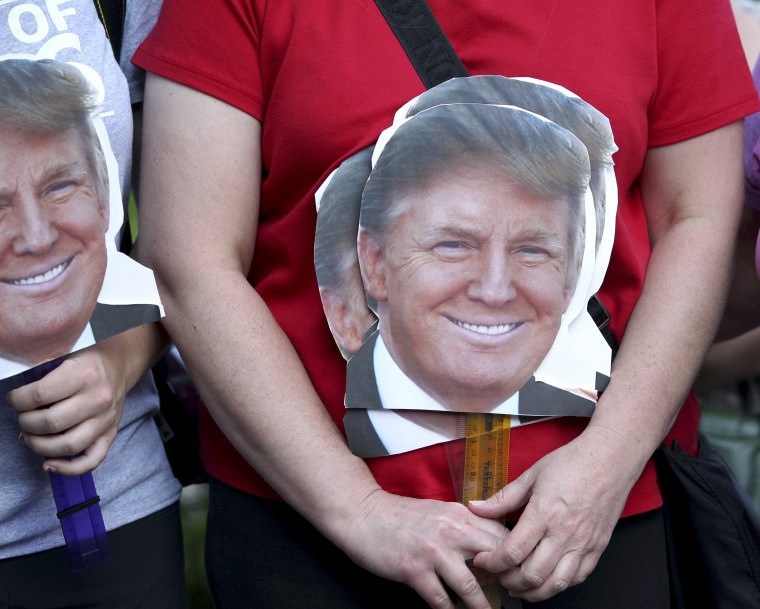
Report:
205,478,670,609
0,503,188,609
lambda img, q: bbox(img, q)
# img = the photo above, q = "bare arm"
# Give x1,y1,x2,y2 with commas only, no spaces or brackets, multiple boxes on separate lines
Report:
695,325,760,394
469,122,745,601
715,206,760,340
137,74,508,609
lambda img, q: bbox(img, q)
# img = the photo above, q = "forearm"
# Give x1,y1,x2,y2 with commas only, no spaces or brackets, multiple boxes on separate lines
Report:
586,124,744,475
695,326,760,394
716,207,760,340
589,216,736,470
88,320,170,393
152,261,382,542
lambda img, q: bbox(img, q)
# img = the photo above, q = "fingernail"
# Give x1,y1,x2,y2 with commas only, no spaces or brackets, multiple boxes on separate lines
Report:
18,433,25,444
44,465,56,473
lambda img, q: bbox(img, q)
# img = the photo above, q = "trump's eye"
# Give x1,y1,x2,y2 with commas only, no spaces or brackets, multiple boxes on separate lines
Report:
514,246,553,264
433,241,470,259
44,181,78,202
41,164,90,202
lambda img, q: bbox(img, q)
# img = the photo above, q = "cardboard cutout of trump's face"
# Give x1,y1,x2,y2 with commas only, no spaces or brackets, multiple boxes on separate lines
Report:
315,146,377,359
0,120,109,366
349,102,593,413
314,76,618,457
0,58,163,380
358,164,576,412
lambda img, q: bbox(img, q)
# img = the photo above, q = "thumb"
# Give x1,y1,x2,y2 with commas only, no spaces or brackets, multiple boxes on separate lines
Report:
467,469,534,518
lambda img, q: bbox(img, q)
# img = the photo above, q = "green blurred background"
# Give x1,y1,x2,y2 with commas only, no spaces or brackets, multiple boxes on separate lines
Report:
180,484,213,608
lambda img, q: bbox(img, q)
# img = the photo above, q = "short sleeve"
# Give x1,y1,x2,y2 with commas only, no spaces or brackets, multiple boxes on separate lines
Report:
121,0,163,104
648,0,760,147
133,0,264,120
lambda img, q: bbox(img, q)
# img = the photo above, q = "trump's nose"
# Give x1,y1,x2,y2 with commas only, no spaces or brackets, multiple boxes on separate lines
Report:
467,248,517,306
11,196,59,255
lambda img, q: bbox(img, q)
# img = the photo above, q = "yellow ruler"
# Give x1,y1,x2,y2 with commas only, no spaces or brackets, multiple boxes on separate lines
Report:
462,413,511,501
449,413,511,609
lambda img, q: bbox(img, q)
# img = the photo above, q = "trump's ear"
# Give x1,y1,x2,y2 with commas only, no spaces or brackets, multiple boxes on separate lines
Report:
98,194,110,235
564,283,575,312
319,287,368,358
357,229,388,303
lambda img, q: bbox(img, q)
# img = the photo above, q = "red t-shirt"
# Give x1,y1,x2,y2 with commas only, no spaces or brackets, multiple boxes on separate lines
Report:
135,0,760,517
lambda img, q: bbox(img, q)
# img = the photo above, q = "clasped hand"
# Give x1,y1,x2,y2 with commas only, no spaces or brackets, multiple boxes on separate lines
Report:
336,427,638,608
340,491,508,609
467,432,636,602
7,345,127,476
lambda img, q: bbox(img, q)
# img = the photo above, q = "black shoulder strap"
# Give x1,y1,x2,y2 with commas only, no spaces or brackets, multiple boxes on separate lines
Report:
92,0,131,252
373,0,468,88
92,0,126,62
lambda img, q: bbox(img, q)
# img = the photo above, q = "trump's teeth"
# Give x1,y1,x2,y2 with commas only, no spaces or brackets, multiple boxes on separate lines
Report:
6,260,69,286
456,320,517,335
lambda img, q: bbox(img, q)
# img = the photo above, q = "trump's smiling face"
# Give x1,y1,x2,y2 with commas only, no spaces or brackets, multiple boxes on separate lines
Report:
0,127,108,365
359,166,574,412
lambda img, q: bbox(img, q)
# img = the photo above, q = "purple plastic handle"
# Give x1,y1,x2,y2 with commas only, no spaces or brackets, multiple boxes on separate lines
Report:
1,358,110,571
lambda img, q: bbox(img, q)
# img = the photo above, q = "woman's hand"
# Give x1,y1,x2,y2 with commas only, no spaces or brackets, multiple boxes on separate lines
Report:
8,344,128,475
7,322,168,475
467,427,637,602
340,489,508,609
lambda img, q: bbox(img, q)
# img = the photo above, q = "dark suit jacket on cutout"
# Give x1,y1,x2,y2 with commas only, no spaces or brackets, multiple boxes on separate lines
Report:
345,329,598,416
90,302,162,341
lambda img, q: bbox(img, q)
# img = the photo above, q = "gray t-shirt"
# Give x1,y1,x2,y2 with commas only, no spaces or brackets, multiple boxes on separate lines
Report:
121,0,161,105
0,0,180,559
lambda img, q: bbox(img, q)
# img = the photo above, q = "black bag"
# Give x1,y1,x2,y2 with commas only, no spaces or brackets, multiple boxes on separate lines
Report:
151,349,208,487
700,379,760,511
655,433,760,609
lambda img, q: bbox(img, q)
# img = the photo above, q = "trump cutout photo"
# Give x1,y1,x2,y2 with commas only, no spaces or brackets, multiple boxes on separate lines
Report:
314,76,617,457
0,58,162,380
